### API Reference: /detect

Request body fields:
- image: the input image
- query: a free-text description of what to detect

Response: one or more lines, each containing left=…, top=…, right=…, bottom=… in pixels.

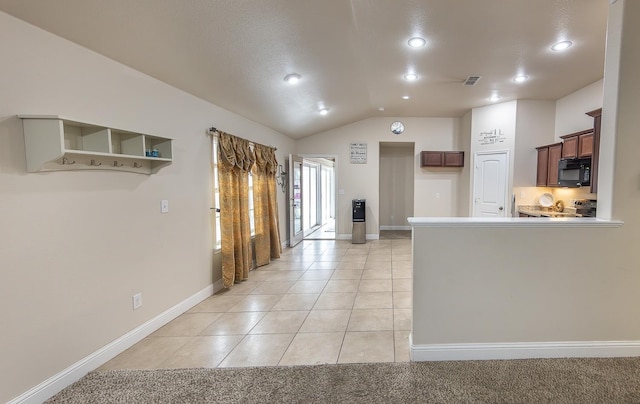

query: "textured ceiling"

left=0, top=0, right=608, bottom=138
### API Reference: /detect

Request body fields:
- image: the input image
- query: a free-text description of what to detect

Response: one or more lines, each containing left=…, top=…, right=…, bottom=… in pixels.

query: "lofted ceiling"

left=0, top=0, right=608, bottom=139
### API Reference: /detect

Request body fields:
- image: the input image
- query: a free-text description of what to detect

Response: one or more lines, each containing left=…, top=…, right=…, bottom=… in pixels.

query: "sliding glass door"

left=288, top=155, right=304, bottom=247
left=303, top=163, right=319, bottom=233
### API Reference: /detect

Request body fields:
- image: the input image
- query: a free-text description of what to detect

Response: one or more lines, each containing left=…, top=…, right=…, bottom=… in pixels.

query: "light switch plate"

left=161, top=200, right=169, bottom=213
left=132, top=293, right=142, bottom=310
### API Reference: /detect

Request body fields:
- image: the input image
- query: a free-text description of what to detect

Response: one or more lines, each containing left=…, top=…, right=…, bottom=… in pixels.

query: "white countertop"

left=407, top=217, right=623, bottom=228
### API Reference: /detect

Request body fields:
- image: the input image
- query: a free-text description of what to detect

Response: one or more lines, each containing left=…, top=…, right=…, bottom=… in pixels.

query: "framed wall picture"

left=350, top=143, right=367, bottom=164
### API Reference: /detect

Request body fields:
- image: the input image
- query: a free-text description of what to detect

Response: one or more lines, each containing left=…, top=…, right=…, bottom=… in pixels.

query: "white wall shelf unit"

left=18, top=115, right=173, bottom=174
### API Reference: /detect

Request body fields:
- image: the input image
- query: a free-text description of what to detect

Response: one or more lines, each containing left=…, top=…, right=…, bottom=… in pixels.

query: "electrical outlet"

left=132, top=293, right=142, bottom=310
left=160, top=200, right=169, bottom=213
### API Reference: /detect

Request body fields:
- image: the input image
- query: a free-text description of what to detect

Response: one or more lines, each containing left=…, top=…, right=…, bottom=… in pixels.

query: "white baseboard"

left=9, top=284, right=217, bottom=404
left=337, top=233, right=380, bottom=241
left=379, top=225, right=411, bottom=231
left=411, top=340, right=640, bottom=361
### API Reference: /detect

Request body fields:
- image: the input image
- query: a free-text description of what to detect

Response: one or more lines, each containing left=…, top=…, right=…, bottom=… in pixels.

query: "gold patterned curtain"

left=217, top=132, right=255, bottom=288
left=253, top=144, right=282, bottom=266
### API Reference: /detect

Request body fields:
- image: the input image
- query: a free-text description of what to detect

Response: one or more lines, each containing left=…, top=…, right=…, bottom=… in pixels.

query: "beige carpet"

left=47, top=358, right=640, bottom=403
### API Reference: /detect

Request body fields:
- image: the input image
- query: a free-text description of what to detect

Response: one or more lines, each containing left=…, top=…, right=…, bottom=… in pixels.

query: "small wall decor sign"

left=350, top=143, right=367, bottom=164
left=479, top=129, right=507, bottom=145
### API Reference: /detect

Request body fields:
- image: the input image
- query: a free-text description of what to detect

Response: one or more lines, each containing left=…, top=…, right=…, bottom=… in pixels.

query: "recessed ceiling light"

left=551, top=41, right=572, bottom=51
left=404, top=73, right=418, bottom=81
left=514, top=75, right=529, bottom=83
left=407, top=37, right=426, bottom=48
left=489, top=94, right=501, bottom=102
left=319, top=108, right=329, bottom=116
left=402, top=95, right=410, bottom=100
left=378, top=107, right=385, bottom=112
left=283, top=73, right=301, bottom=84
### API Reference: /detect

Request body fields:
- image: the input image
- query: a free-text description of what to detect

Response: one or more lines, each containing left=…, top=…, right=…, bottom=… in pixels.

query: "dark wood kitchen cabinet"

left=420, top=151, right=464, bottom=167
left=534, top=108, right=601, bottom=191
left=586, top=108, right=602, bottom=193
left=536, top=146, right=549, bottom=187
left=560, top=129, right=594, bottom=158
left=536, top=142, right=562, bottom=186
left=547, top=143, right=562, bottom=186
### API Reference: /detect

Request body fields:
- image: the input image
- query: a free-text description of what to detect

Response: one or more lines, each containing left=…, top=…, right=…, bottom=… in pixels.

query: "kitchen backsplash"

left=512, top=186, right=596, bottom=210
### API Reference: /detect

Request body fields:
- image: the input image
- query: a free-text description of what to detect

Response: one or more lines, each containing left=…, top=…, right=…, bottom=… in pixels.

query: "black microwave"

left=558, top=157, right=591, bottom=187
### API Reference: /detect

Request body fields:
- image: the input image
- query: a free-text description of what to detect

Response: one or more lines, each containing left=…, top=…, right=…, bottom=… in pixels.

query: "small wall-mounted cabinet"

left=420, top=151, right=464, bottom=167
left=560, top=129, right=594, bottom=159
left=19, top=115, right=173, bottom=174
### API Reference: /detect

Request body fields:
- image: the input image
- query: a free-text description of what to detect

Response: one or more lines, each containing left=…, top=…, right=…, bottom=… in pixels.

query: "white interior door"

left=473, top=152, right=508, bottom=217
left=289, top=154, right=304, bottom=247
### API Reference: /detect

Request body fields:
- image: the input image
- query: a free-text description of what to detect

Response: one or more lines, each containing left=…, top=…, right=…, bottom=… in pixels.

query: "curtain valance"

left=254, top=143, right=278, bottom=175
left=217, top=131, right=255, bottom=172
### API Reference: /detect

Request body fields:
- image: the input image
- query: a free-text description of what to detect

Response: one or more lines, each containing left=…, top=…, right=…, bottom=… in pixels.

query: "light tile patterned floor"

left=100, top=238, right=412, bottom=370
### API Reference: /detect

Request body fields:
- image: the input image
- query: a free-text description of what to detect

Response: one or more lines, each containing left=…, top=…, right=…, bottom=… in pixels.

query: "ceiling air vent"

left=463, top=76, right=481, bottom=86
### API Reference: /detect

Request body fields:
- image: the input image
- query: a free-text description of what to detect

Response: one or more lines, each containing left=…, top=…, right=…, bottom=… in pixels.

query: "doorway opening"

left=288, top=154, right=336, bottom=246
left=379, top=142, right=415, bottom=239
left=303, top=157, right=335, bottom=240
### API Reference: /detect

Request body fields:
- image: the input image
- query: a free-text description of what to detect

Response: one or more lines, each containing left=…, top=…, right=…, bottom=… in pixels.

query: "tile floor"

left=304, top=218, right=335, bottom=240
left=100, top=237, right=412, bottom=370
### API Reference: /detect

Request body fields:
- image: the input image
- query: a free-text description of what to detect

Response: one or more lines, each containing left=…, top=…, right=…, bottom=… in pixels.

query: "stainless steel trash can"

left=352, top=199, right=366, bottom=244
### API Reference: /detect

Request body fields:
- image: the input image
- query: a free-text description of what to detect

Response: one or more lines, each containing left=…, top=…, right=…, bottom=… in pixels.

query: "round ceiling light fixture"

left=402, top=95, right=410, bottom=100
left=514, top=75, right=529, bottom=83
left=407, top=37, right=426, bottom=48
left=551, top=41, right=573, bottom=52
left=404, top=73, right=419, bottom=82
left=319, top=108, right=329, bottom=116
left=283, top=73, right=302, bottom=84
left=489, top=94, right=501, bottom=102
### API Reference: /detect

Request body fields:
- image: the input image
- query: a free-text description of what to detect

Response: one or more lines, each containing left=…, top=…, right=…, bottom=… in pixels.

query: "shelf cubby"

left=111, top=130, right=144, bottom=156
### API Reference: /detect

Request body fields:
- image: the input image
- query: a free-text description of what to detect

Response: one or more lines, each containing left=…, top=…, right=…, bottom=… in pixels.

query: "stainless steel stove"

left=574, top=199, right=597, bottom=217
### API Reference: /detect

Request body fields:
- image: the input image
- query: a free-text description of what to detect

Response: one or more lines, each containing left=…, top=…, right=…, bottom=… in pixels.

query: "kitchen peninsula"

left=408, top=216, right=624, bottom=362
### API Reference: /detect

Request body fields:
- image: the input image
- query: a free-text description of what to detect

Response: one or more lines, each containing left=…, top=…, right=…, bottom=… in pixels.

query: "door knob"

left=499, top=206, right=504, bottom=211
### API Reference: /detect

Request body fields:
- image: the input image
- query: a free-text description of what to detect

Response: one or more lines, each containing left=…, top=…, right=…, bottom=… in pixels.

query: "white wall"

left=412, top=223, right=627, bottom=346
left=555, top=79, right=603, bottom=139
left=296, top=117, right=464, bottom=237
left=0, top=12, right=294, bottom=403
left=514, top=100, right=556, bottom=187
left=456, top=112, right=472, bottom=216
left=471, top=100, right=558, bottom=212
left=469, top=101, right=517, bottom=214
left=379, top=143, right=414, bottom=229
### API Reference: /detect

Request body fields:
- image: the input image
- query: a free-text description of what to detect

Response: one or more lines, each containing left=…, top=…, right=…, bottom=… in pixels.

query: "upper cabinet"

left=534, top=108, right=602, bottom=190
left=420, top=151, right=464, bottom=167
left=19, top=115, right=173, bottom=174
left=560, top=129, right=594, bottom=159
left=536, top=142, right=562, bottom=187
